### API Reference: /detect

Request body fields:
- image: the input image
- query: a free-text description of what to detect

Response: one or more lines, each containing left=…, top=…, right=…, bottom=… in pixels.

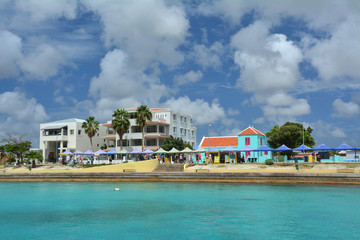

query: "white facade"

left=39, top=118, right=107, bottom=162
left=103, top=108, right=197, bottom=152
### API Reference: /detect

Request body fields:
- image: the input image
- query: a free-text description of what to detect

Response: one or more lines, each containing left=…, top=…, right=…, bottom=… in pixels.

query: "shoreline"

left=1, top=172, right=360, bottom=185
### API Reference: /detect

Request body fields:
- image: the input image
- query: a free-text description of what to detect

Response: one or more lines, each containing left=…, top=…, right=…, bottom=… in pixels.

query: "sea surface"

left=0, top=182, right=359, bottom=240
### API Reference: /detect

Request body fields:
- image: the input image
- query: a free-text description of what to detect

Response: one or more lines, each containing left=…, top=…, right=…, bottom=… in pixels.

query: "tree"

left=266, top=122, right=315, bottom=158
left=82, top=116, right=100, bottom=151
left=160, top=135, right=186, bottom=151
left=135, top=105, right=152, bottom=151
left=112, top=109, right=130, bottom=151
left=1, top=134, right=31, bottom=163
left=24, top=151, right=43, bottom=163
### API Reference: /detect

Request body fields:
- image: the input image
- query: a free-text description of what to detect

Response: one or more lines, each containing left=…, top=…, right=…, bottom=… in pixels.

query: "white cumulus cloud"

left=174, top=70, right=203, bottom=86
left=332, top=99, right=360, bottom=118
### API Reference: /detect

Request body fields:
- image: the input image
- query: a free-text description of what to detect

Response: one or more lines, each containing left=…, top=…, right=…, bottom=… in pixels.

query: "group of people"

left=62, top=155, right=94, bottom=165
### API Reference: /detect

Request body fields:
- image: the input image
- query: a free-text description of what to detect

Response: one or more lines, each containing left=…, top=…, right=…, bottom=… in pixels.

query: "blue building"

left=199, top=126, right=273, bottom=163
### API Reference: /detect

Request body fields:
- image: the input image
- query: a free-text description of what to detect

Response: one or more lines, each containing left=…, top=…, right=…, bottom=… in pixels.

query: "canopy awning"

left=83, top=149, right=94, bottom=155
left=312, top=144, right=333, bottom=151
left=181, top=147, right=193, bottom=153
left=236, top=146, right=253, bottom=152
left=143, top=148, right=154, bottom=154
left=221, top=145, right=235, bottom=152
left=41, top=125, right=67, bottom=130
left=254, top=145, right=274, bottom=152
left=293, top=144, right=312, bottom=151
left=155, top=148, right=168, bottom=154
left=275, top=144, right=292, bottom=151
left=334, top=144, right=355, bottom=151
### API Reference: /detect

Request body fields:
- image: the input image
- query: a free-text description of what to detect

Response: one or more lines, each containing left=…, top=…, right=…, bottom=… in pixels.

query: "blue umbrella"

left=221, top=145, right=235, bottom=151
left=236, top=146, right=253, bottom=152
left=106, top=149, right=117, bottom=154
left=210, top=146, right=219, bottom=151
left=312, top=144, right=333, bottom=151
left=254, top=145, right=274, bottom=152
left=275, top=144, right=292, bottom=151
left=84, top=149, right=94, bottom=155
left=143, top=148, right=154, bottom=154
left=334, top=144, right=355, bottom=151
left=293, top=144, right=312, bottom=151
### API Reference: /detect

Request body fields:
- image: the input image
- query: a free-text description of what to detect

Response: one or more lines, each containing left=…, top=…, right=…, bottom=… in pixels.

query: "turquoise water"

left=0, top=182, right=359, bottom=240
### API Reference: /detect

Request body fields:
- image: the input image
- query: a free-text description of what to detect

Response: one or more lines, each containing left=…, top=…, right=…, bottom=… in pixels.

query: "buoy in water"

left=114, top=188, right=120, bottom=191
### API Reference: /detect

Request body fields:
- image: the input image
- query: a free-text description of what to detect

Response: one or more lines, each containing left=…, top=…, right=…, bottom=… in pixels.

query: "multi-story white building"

left=102, top=108, right=197, bottom=151
left=39, top=118, right=107, bottom=162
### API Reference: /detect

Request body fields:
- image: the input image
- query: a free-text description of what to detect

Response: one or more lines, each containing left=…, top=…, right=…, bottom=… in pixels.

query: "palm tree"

left=135, top=105, right=152, bottom=151
left=112, top=109, right=130, bottom=151
left=82, top=116, right=100, bottom=151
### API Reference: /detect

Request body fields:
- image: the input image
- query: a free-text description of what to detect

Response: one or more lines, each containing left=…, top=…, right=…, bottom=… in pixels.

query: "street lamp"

left=208, top=124, right=211, bottom=164
left=302, top=123, right=305, bottom=162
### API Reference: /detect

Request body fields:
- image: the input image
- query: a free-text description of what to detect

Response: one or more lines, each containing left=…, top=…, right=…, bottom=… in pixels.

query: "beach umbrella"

left=60, top=149, right=72, bottom=156
left=72, top=150, right=83, bottom=155
left=312, top=144, right=333, bottom=151
left=129, top=149, right=141, bottom=154
left=293, top=144, right=312, bottom=151
left=194, top=147, right=206, bottom=153
left=118, top=149, right=128, bottom=154
left=236, top=146, right=253, bottom=152
left=254, top=146, right=274, bottom=152
left=143, top=148, right=154, bottom=154
left=275, top=144, right=292, bottom=151
left=155, top=148, right=168, bottom=154
left=221, top=145, right=235, bottom=152
left=210, top=146, right=219, bottom=152
left=94, top=149, right=106, bottom=155
left=181, top=147, right=193, bottom=153
left=84, top=149, right=94, bottom=155
left=168, top=147, right=179, bottom=153
left=106, top=149, right=117, bottom=154
left=334, top=144, right=356, bottom=151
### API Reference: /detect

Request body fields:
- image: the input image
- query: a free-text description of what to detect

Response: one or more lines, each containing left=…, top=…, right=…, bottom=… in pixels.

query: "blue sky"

left=1, top=0, right=360, bottom=148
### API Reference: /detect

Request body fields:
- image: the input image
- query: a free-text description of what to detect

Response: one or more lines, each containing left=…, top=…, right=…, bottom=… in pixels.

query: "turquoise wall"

left=237, top=134, right=273, bottom=163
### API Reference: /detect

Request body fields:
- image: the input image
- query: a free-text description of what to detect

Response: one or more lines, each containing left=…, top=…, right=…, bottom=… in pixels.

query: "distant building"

left=199, top=126, right=273, bottom=163
left=39, top=118, right=107, bottom=162
left=102, top=108, right=197, bottom=151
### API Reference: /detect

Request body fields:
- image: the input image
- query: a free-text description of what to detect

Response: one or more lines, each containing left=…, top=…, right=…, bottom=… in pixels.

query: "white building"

left=103, top=108, right=197, bottom=152
left=39, top=118, right=107, bottom=162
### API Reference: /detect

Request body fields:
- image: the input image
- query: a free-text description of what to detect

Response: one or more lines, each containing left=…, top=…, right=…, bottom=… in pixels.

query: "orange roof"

left=103, top=122, right=112, bottom=126
left=238, top=126, right=265, bottom=136
left=102, top=135, right=116, bottom=139
left=200, top=136, right=238, bottom=148
left=145, top=134, right=168, bottom=138
left=150, top=108, right=169, bottom=111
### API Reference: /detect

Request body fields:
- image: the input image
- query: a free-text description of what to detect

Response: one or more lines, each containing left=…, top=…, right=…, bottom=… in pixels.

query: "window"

left=146, top=139, right=157, bottom=146
left=146, top=125, right=157, bottom=133
left=159, top=126, right=164, bottom=133
left=63, top=141, right=67, bottom=148
left=184, top=130, right=186, bottom=136
left=134, top=139, right=142, bottom=146
left=190, top=118, right=192, bottom=124
left=173, top=127, right=177, bottom=133
left=260, top=138, right=263, bottom=146
left=245, top=137, right=250, bottom=145
left=173, top=114, right=177, bottom=120
left=180, top=116, right=183, bottom=121
left=265, top=151, right=268, bottom=155
left=184, top=117, right=187, bottom=122
left=78, top=130, right=81, bottom=135
left=180, top=128, right=183, bottom=134
left=245, top=152, right=250, bottom=158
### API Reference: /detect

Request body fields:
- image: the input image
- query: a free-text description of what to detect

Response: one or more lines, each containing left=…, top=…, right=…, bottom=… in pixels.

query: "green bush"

left=265, top=159, right=274, bottom=165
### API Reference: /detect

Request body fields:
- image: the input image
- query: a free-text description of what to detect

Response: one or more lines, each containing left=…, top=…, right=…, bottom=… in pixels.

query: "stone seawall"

left=1, top=172, right=360, bottom=185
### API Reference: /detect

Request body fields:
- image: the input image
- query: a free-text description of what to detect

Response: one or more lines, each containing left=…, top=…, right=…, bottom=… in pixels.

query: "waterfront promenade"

left=1, top=159, right=360, bottom=184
